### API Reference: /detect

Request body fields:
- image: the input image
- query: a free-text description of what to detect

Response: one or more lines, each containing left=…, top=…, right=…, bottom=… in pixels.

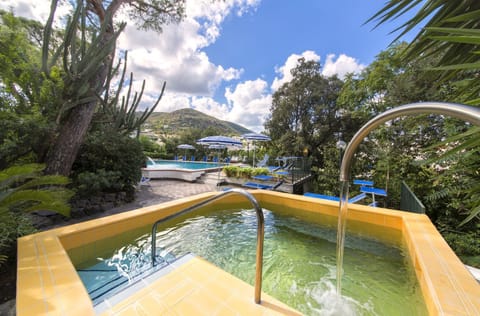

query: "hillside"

left=144, top=108, right=253, bottom=136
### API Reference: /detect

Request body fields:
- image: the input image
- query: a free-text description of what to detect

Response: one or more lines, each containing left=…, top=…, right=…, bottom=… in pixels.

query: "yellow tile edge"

left=16, top=190, right=480, bottom=315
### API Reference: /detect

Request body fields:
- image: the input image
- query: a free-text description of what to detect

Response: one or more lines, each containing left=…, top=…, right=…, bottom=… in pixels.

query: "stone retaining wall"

left=28, top=191, right=129, bottom=229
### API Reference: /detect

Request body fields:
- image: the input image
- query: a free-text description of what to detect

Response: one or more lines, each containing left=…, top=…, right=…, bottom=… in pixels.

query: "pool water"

left=146, top=159, right=224, bottom=169
left=70, top=207, right=428, bottom=315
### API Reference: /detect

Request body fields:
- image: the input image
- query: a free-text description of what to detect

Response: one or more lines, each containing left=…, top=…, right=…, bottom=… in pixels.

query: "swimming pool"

left=70, top=205, right=427, bottom=315
left=142, top=159, right=226, bottom=181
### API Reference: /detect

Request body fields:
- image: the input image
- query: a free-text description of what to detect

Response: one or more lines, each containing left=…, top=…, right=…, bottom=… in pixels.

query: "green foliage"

left=0, top=211, right=36, bottom=267
left=0, top=109, right=48, bottom=169
left=72, top=131, right=145, bottom=200
left=39, top=0, right=188, bottom=176
left=42, top=1, right=126, bottom=123
left=0, top=164, right=73, bottom=217
left=0, top=163, right=72, bottom=267
left=121, top=0, right=185, bottom=33
left=223, top=166, right=240, bottom=178
left=441, top=230, right=480, bottom=262
left=368, top=0, right=480, bottom=101
left=311, top=146, right=342, bottom=196
left=265, top=57, right=345, bottom=167
left=422, top=129, right=480, bottom=226
left=139, top=135, right=164, bottom=158
left=0, top=10, right=43, bottom=108
left=222, top=166, right=269, bottom=179
left=74, top=169, right=123, bottom=198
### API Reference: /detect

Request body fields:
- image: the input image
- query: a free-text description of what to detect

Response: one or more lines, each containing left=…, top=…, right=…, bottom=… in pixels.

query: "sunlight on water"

left=72, top=207, right=427, bottom=315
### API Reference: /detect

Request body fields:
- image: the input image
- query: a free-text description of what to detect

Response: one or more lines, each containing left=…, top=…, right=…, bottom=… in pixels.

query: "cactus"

left=41, top=0, right=125, bottom=123
left=99, top=51, right=166, bottom=135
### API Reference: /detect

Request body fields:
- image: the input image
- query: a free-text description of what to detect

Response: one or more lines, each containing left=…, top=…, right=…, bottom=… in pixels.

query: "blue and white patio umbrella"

left=197, top=136, right=242, bottom=163
left=176, top=144, right=196, bottom=160
left=196, top=135, right=243, bottom=149
left=242, top=133, right=271, bottom=167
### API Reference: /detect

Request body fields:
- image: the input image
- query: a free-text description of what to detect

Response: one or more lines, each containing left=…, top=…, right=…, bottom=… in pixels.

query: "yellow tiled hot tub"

left=17, top=190, right=480, bottom=315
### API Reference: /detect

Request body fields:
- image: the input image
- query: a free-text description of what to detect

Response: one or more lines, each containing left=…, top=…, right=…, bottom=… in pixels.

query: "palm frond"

left=458, top=204, right=480, bottom=226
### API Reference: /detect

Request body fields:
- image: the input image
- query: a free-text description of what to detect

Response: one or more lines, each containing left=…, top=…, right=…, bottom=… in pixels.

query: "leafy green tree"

left=0, top=11, right=60, bottom=167
left=265, top=58, right=344, bottom=162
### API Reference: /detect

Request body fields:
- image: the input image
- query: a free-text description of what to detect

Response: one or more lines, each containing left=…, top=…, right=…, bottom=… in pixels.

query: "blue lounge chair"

left=243, top=182, right=271, bottom=189
left=256, top=154, right=269, bottom=168
left=303, top=192, right=367, bottom=204
left=360, top=186, right=387, bottom=207
left=353, top=179, right=374, bottom=186
left=252, top=174, right=275, bottom=181
left=137, top=176, right=151, bottom=189
left=190, top=155, right=195, bottom=161
left=243, top=179, right=284, bottom=191
left=360, top=186, right=387, bottom=196
left=273, top=161, right=294, bottom=176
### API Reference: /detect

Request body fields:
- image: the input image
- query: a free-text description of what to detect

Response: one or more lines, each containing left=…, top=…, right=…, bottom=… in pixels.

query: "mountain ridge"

left=144, top=108, right=253, bottom=135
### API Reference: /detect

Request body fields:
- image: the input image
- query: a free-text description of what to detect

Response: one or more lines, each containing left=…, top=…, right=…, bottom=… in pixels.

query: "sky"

left=0, top=0, right=419, bottom=133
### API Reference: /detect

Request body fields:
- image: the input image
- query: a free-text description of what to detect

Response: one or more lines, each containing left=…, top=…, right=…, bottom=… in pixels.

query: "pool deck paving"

left=40, top=177, right=222, bottom=230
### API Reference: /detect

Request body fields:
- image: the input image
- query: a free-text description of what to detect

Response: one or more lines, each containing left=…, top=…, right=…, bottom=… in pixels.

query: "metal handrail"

left=151, top=188, right=265, bottom=304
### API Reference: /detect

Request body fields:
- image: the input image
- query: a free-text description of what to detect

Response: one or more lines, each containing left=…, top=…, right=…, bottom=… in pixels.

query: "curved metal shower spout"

left=335, top=101, right=480, bottom=295
left=339, top=102, right=480, bottom=181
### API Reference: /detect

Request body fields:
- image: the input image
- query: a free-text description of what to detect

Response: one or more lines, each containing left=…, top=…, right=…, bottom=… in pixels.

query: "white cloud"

left=117, top=0, right=250, bottom=97
left=191, top=97, right=230, bottom=119
left=271, top=51, right=321, bottom=91
left=0, top=0, right=72, bottom=25
left=225, top=79, right=271, bottom=133
left=322, top=53, right=365, bottom=79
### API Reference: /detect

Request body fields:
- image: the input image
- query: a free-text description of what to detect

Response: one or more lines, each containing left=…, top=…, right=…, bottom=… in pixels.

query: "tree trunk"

left=44, top=5, right=114, bottom=176
left=44, top=101, right=97, bottom=175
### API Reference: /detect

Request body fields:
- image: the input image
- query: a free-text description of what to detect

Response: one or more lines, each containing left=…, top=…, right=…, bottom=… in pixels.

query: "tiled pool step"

left=95, top=254, right=301, bottom=315
left=94, top=254, right=195, bottom=314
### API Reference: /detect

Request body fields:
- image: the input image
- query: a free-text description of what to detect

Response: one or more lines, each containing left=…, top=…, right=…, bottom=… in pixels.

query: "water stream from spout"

left=335, top=180, right=350, bottom=295
left=146, top=156, right=156, bottom=165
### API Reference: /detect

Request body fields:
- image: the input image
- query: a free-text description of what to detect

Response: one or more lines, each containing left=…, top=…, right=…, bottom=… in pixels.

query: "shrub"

left=223, top=166, right=240, bottom=177
left=251, top=167, right=269, bottom=176
left=0, top=211, right=36, bottom=267
left=222, top=166, right=270, bottom=179
left=442, top=231, right=480, bottom=257
left=73, top=169, right=123, bottom=198
left=72, top=131, right=145, bottom=200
